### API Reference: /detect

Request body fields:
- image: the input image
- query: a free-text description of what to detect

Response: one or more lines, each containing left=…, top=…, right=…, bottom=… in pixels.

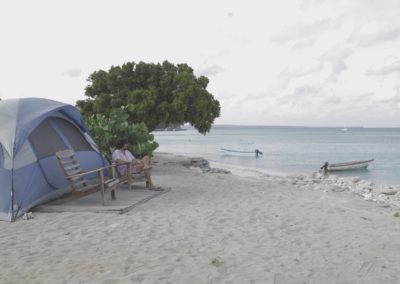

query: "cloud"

left=376, top=96, right=400, bottom=104
left=62, top=68, right=81, bottom=78
left=277, top=62, right=323, bottom=90
left=366, top=60, right=400, bottom=76
left=238, top=92, right=270, bottom=104
left=321, top=48, right=351, bottom=81
left=280, top=63, right=323, bottom=78
left=271, top=19, right=334, bottom=45
left=275, top=85, right=323, bottom=107
left=197, top=64, right=226, bottom=77
left=299, top=0, right=330, bottom=8
left=291, top=38, right=317, bottom=49
left=293, top=85, right=322, bottom=97
left=276, top=85, right=343, bottom=108
left=349, top=27, right=400, bottom=47
left=348, top=92, right=374, bottom=102
left=322, top=96, right=342, bottom=104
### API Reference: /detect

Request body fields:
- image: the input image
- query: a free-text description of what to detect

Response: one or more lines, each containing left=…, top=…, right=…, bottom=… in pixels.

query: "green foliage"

left=77, top=61, right=221, bottom=134
left=85, top=106, right=158, bottom=160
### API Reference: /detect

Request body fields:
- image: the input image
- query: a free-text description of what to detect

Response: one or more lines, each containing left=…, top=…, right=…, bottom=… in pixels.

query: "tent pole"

left=11, top=168, right=14, bottom=222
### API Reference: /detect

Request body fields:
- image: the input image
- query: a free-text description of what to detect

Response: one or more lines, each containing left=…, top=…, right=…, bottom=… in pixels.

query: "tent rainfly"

left=0, top=98, right=108, bottom=221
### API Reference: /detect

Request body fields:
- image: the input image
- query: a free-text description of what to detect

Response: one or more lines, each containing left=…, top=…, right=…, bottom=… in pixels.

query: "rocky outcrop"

left=189, top=157, right=231, bottom=174
left=262, top=172, right=400, bottom=208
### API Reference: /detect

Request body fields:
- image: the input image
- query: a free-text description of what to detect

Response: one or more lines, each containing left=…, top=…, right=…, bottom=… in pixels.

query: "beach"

left=1, top=152, right=400, bottom=283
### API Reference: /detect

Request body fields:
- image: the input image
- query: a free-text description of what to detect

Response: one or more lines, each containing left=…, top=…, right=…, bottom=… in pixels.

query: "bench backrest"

left=56, top=149, right=88, bottom=192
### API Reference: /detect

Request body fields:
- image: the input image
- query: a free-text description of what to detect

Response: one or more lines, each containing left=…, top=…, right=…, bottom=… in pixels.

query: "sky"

left=1, top=0, right=400, bottom=127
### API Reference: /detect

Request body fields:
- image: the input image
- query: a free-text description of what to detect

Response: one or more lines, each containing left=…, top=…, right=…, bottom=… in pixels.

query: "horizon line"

left=204, top=124, right=400, bottom=129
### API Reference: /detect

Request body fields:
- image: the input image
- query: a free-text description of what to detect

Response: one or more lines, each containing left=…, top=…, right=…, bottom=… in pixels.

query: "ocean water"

left=153, top=125, right=400, bottom=185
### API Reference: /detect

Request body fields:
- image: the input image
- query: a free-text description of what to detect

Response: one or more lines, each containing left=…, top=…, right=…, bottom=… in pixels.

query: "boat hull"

left=327, top=159, right=374, bottom=171
left=220, top=148, right=258, bottom=157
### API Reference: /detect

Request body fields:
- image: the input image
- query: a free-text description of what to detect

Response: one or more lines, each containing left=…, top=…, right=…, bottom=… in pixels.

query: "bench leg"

left=100, top=188, right=105, bottom=206
left=111, top=189, right=116, bottom=200
left=99, top=171, right=106, bottom=206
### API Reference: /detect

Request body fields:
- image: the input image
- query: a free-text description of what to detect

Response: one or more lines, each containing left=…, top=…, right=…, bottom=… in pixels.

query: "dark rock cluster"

left=190, top=158, right=231, bottom=174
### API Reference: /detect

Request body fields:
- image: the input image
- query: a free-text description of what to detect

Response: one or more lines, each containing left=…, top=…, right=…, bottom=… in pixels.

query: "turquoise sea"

left=153, top=125, right=400, bottom=185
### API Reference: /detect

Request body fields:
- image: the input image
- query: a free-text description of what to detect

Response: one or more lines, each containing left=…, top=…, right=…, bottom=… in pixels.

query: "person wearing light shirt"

left=112, top=138, right=159, bottom=190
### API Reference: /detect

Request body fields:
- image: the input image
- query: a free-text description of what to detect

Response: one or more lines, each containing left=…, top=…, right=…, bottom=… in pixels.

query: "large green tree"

left=77, top=61, right=220, bottom=134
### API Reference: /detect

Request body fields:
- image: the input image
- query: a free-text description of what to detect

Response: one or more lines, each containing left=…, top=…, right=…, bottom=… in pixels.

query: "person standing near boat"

left=320, top=162, right=329, bottom=174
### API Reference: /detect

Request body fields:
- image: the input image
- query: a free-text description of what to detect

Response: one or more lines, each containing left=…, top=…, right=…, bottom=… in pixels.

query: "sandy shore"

left=1, top=153, right=400, bottom=283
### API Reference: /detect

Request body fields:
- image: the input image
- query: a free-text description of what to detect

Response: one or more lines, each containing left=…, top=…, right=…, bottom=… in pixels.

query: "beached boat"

left=321, top=159, right=374, bottom=171
left=220, top=148, right=263, bottom=157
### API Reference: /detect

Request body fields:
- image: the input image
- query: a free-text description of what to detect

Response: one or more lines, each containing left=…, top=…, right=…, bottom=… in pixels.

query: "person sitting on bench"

left=112, top=138, right=159, bottom=190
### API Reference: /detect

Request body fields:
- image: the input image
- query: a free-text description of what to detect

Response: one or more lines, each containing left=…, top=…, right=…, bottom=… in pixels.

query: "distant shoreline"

left=213, top=125, right=400, bottom=129
left=177, top=124, right=400, bottom=130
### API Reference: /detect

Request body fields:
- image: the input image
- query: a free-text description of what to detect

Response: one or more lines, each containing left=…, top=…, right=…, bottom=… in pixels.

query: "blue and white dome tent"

left=0, top=98, right=108, bottom=221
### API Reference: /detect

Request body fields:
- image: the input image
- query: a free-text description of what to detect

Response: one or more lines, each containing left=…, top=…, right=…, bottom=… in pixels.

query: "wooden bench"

left=56, top=149, right=120, bottom=205
left=113, top=160, right=148, bottom=190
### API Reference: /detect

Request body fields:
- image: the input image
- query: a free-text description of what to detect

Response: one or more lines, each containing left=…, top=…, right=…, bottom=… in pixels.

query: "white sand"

left=1, top=153, right=400, bottom=283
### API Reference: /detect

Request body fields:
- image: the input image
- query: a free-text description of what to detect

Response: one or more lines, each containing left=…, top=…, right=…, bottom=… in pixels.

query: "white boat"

left=321, top=159, right=374, bottom=171
left=220, top=148, right=263, bottom=157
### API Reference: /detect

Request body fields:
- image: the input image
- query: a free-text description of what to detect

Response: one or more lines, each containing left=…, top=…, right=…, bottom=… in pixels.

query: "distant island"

left=154, top=123, right=187, bottom=131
